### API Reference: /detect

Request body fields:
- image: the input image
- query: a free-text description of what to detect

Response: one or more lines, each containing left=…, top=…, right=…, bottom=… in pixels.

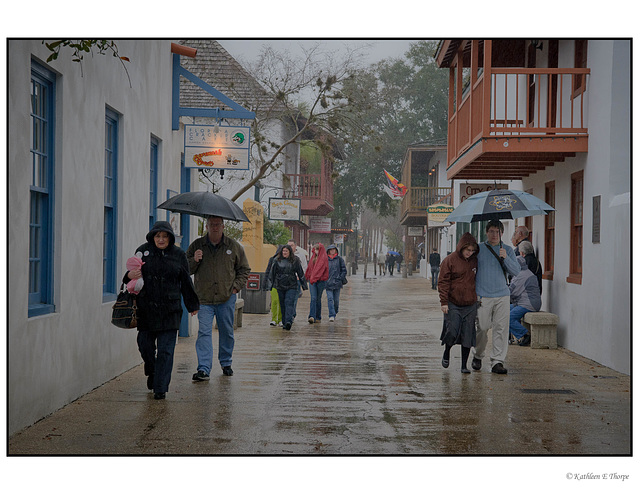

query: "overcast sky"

left=217, top=39, right=421, bottom=68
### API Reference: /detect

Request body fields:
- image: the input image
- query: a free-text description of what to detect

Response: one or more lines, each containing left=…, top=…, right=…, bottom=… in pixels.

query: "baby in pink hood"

left=126, top=252, right=145, bottom=294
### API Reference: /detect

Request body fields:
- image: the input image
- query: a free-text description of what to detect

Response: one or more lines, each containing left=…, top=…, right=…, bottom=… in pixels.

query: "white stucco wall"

left=8, top=40, right=191, bottom=434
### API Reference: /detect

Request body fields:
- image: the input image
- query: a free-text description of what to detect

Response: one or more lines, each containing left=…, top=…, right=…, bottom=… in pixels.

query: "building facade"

left=436, top=39, right=630, bottom=374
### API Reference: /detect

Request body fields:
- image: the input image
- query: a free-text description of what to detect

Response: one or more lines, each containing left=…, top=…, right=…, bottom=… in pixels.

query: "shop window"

left=567, top=171, right=583, bottom=284
left=543, top=181, right=555, bottom=279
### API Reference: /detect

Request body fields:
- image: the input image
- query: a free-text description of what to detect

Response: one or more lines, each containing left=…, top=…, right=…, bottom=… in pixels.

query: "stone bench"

left=234, top=297, right=244, bottom=328
left=214, top=297, right=244, bottom=330
left=523, top=311, right=558, bottom=349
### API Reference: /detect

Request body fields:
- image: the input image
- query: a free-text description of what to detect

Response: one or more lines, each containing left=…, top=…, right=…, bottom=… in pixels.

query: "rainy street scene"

left=4, top=27, right=636, bottom=495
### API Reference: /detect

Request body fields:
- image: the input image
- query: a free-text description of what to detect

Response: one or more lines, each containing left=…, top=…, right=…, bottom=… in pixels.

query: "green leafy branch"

left=42, top=40, right=132, bottom=87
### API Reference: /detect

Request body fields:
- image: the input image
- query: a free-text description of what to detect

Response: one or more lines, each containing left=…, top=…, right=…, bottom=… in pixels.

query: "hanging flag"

left=383, top=169, right=407, bottom=198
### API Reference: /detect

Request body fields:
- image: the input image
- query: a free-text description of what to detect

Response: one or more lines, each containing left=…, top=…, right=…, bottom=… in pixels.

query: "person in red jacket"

left=437, top=232, right=479, bottom=373
left=305, top=243, right=329, bottom=323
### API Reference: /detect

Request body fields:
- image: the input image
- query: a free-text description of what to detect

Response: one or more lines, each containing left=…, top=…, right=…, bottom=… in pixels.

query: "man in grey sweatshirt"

left=471, top=220, right=520, bottom=374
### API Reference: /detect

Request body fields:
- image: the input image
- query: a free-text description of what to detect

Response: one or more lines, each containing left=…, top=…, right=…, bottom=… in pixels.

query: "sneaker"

left=153, top=392, right=166, bottom=400
left=222, top=366, right=234, bottom=376
left=471, top=358, right=482, bottom=371
left=283, top=323, right=291, bottom=330
left=270, top=321, right=276, bottom=326
left=192, top=370, right=210, bottom=381
left=308, top=317, right=315, bottom=324
left=278, top=322, right=283, bottom=327
left=491, top=363, right=508, bottom=374
left=461, top=368, right=471, bottom=374
left=329, top=317, right=335, bottom=322
left=441, top=357, right=449, bottom=368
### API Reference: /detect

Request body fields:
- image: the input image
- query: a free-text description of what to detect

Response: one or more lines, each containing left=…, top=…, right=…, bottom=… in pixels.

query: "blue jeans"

left=292, top=280, right=301, bottom=319
left=509, top=304, right=531, bottom=339
left=431, top=267, right=440, bottom=289
left=326, top=288, right=341, bottom=318
left=196, top=294, right=237, bottom=373
left=137, top=330, right=178, bottom=393
left=308, top=281, right=326, bottom=320
left=277, top=288, right=298, bottom=326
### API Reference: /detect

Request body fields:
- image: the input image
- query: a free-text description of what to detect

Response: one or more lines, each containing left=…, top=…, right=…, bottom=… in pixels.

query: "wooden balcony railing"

left=448, top=67, right=590, bottom=168
left=401, top=187, right=452, bottom=214
left=283, top=173, right=333, bottom=206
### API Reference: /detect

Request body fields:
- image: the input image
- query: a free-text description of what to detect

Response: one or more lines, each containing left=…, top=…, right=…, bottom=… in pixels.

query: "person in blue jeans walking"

left=305, top=243, right=329, bottom=323
left=325, top=245, right=347, bottom=322
left=266, top=244, right=308, bottom=330
left=186, top=216, right=251, bottom=380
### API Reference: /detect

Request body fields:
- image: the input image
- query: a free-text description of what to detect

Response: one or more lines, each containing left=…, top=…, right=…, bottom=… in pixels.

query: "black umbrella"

left=157, top=191, right=250, bottom=222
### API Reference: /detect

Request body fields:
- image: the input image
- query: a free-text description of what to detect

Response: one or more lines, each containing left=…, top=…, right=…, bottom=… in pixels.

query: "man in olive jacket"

left=186, top=216, right=251, bottom=380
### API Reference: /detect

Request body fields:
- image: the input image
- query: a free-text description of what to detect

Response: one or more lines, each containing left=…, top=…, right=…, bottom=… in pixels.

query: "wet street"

left=8, top=267, right=631, bottom=456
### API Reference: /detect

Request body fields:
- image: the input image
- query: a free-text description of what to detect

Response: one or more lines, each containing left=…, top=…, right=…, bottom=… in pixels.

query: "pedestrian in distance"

left=123, top=221, right=199, bottom=400
left=438, top=233, right=479, bottom=374
left=386, top=252, right=395, bottom=276
left=509, top=249, right=542, bottom=346
left=288, top=239, right=308, bottom=320
left=377, top=252, right=386, bottom=276
left=187, top=215, right=251, bottom=381
left=396, top=252, right=403, bottom=272
left=265, top=245, right=284, bottom=327
left=305, top=243, right=329, bottom=323
left=472, top=219, right=520, bottom=374
left=429, top=248, right=441, bottom=290
left=266, top=244, right=308, bottom=330
left=325, top=245, right=347, bottom=322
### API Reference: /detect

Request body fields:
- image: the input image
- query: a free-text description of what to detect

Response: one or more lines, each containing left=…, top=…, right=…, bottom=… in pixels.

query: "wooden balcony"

left=283, top=173, right=334, bottom=216
left=400, top=187, right=452, bottom=226
left=438, top=40, right=590, bottom=181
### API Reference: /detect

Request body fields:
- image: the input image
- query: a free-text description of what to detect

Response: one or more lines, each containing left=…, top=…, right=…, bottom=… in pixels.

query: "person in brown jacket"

left=437, top=232, right=479, bottom=373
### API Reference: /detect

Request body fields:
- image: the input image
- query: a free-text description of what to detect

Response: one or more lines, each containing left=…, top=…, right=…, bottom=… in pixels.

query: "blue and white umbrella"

left=445, top=189, right=554, bottom=223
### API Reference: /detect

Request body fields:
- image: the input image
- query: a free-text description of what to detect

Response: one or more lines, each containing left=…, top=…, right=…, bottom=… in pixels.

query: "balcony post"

left=482, top=40, right=493, bottom=138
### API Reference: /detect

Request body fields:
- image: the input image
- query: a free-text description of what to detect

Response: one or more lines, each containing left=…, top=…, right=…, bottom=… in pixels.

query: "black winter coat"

left=268, top=257, right=307, bottom=291
left=125, top=223, right=199, bottom=332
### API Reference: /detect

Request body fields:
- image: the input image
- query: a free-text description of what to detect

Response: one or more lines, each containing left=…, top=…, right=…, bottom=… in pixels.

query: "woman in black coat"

left=124, top=221, right=199, bottom=399
left=266, top=244, right=307, bottom=330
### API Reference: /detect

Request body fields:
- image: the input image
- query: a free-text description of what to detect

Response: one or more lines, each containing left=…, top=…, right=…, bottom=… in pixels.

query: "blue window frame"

left=149, top=137, right=159, bottom=229
left=29, top=62, right=56, bottom=317
left=104, top=109, right=119, bottom=298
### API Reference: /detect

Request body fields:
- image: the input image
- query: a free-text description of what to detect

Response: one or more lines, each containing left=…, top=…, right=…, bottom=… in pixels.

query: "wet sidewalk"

left=8, top=267, right=631, bottom=455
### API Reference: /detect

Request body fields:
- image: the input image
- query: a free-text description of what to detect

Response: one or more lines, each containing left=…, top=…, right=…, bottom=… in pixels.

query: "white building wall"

left=522, top=40, right=630, bottom=374
left=8, top=40, right=188, bottom=434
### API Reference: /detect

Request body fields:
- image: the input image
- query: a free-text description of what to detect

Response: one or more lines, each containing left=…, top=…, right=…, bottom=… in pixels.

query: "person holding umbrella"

left=472, top=220, right=520, bottom=374
left=187, top=215, right=251, bottom=380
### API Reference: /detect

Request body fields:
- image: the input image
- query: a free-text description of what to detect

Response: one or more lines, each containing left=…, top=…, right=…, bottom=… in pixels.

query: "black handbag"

left=111, top=283, right=138, bottom=329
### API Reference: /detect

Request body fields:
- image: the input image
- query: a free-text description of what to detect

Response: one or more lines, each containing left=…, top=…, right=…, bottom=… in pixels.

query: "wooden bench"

left=523, top=311, right=558, bottom=349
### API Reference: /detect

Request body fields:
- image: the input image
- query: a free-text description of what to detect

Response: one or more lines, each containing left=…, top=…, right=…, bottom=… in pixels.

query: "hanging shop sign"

left=268, top=197, right=301, bottom=221
left=427, top=203, right=454, bottom=223
left=184, top=124, right=250, bottom=170
left=310, top=217, right=332, bottom=233
left=407, top=226, right=424, bottom=237
left=459, top=183, right=508, bottom=202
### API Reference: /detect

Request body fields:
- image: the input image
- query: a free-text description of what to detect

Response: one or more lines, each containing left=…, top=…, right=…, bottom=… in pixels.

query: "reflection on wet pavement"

left=8, top=271, right=631, bottom=455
